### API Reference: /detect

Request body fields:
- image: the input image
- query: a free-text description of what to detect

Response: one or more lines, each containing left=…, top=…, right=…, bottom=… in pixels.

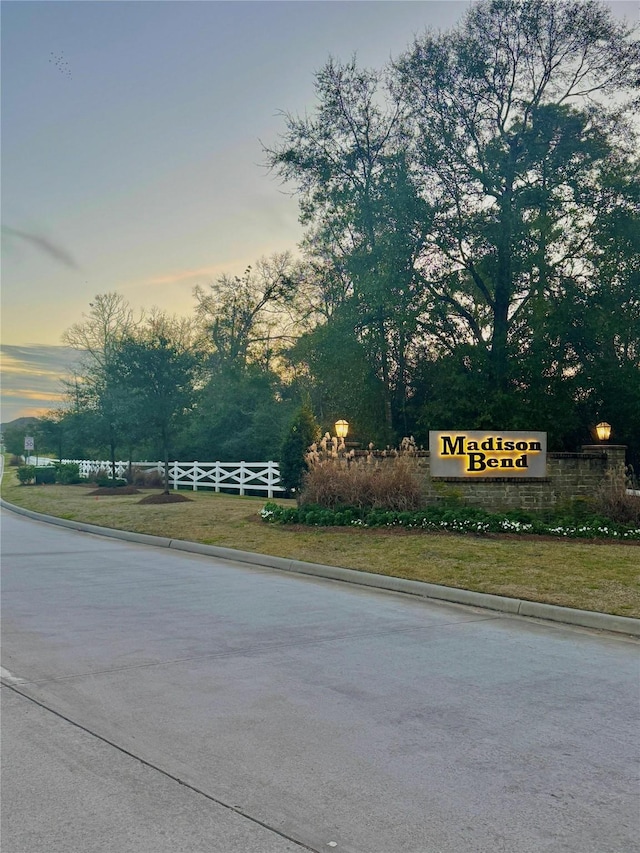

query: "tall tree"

left=265, top=59, right=429, bottom=437
left=193, top=253, right=303, bottom=374
left=266, top=1, right=639, bottom=444
left=176, top=364, right=295, bottom=463
left=393, top=0, right=639, bottom=413
left=62, top=292, right=141, bottom=372
left=285, top=319, right=389, bottom=445
left=570, top=159, right=640, bottom=465
left=62, top=293, right=143, bottom=476
left=110, top=330, right=199, bottom=492
left=188, top=254, right=307, bottom=461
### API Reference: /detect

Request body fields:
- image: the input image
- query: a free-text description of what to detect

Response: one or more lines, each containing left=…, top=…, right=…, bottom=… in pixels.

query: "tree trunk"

left=110, top=434, right=117, bottom=485
left=491, top=159, right=515, bottom=398
left=376, top=311, right=394, bottom=434
left=162, top=428, right=170, bottom=494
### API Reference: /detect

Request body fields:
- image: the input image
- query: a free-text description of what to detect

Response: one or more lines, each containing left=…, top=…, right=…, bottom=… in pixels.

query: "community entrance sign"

left=429, top=431, right=547, bottom=477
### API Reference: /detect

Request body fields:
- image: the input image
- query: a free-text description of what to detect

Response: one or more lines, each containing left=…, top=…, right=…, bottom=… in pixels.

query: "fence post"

left=267, top=461, right=274, bottom=499
left=215, top=461, right=220, bottom=493
left=192, top=462, right=198, bottom=491
left=239, top=461, right=245, bottom=496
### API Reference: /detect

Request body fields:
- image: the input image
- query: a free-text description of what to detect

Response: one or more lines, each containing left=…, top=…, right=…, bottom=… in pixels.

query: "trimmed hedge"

left=16, top=463, right=82, bottom=485
left=260, top=502, right=640, bottom=541
left=35, top=467, right=56, bottom=484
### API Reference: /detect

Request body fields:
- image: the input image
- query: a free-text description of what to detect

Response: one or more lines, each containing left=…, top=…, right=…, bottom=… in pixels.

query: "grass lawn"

left=1, top=470, right=639, bottom=618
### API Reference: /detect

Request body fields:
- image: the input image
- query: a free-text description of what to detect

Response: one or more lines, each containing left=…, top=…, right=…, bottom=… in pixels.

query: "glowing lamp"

left=335, top=419, right=349, bottom=439
left=595, top=422, right=611, bottom=442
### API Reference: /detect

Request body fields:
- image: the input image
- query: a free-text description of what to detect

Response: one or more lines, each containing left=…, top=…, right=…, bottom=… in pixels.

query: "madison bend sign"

left=429, top=431, right=547, bottom=477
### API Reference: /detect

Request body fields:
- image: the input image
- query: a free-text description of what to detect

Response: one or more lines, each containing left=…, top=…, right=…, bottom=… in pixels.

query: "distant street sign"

left=24, top=436, right=35, bottom=451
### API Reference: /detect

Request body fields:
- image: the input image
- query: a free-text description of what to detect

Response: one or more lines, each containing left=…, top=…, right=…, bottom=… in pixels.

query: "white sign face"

left=24, top=436, right=35, bottom=450
left=429, top=431, right=547, bottom=477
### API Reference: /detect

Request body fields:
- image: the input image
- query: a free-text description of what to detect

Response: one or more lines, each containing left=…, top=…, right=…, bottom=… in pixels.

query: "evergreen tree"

left=279, top=404, right=320, bottom=494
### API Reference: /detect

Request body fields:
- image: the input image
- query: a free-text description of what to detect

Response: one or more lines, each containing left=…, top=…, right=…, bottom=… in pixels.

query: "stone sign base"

left=353, top=445, right=627, bottom=513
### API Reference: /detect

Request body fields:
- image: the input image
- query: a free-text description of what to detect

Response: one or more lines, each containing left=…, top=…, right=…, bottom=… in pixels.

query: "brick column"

left=582, top=444, right=627, bottom=484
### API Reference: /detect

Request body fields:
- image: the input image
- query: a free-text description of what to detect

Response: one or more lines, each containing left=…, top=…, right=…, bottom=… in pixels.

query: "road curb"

left=2, top=497, right=639, bottom=637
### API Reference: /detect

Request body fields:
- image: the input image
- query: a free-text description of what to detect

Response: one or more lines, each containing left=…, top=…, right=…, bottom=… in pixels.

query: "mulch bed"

left=87, top=486, right=141, bottom=496
left=138, top=493, right=193, bottom=504
left=86, top=487, right=192, bottom=503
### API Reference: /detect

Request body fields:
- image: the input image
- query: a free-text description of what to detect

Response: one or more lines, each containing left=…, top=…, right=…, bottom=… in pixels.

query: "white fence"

left=60, top=459, right=285, bottom=497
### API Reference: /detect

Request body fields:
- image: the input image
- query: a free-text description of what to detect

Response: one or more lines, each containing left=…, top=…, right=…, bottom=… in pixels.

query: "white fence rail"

left=59, top=459, right=284, bottom=497
left=60, top=459, right=158, bottom=478
left=168, top=461, right=284, bottom=496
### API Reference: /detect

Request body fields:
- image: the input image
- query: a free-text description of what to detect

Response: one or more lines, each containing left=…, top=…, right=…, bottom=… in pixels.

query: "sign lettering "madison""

left=429, top=431, right=547, bottom=477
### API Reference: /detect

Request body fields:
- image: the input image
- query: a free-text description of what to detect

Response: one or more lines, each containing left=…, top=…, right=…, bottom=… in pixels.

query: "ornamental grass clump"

left=300, top=437, right=424, bottom=511
left=129, top=468, right=165, bottom=489
left=301, top=458, right=424, bottom=511
left=595, top=467, right=640, bottom=525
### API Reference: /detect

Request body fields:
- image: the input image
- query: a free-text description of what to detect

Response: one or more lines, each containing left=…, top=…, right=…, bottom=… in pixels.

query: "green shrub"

left=35, top=466, right=56, bottom=484
left=92, top=468, right=113, bottom=487
left=100, top=477, right=128, bottom=488
left=554, top=496, right=596, bottom=521
left=503, top=509, right=536, bottom=524
left=260, top=501, right=640, bottom=540
left=16, top=465, right=36, bottom=484
left=54, top=462, right=81, bottom=485
left=279, top=404, right=320, bottom=495
left=432, top=481, right=464, bottom=507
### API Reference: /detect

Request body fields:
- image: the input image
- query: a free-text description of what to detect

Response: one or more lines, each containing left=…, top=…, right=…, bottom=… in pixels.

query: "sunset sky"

left=1, top=0, right=636, bottom=423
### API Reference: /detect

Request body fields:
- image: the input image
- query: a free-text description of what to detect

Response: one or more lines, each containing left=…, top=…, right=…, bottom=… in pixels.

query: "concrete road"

left=1, top=510, right=639, bottom=853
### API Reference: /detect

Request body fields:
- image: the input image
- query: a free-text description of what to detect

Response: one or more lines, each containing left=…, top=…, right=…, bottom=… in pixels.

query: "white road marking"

left=0, top=667, right=26, bottom=684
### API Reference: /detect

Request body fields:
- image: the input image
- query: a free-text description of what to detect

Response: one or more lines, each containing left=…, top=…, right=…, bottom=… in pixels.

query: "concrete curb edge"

left=2, top=497, right=639, bottom=637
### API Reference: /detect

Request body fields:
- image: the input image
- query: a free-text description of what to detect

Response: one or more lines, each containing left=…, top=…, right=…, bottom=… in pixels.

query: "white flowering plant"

left=260, top=502, right=640, bottom=540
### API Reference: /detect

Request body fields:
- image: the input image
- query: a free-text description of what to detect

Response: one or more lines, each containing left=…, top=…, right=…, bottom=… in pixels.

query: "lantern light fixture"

left=595, top=421, right=612, bottom=443
left=335, top=419, right=349, bottom=439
